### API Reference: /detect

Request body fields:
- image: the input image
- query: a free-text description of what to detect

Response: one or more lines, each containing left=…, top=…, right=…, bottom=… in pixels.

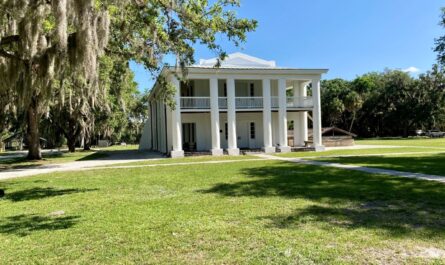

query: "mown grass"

left=276, top=147, right=445, bottom=159
left=106, top=154, right=258, bottom=167
left=0, top=145, right=139, bottom=170
left=1, top=160, right=445, bottom=264
left=313, top=153, right=445, bottom=176
left=357, top=137, right=445, bottom=147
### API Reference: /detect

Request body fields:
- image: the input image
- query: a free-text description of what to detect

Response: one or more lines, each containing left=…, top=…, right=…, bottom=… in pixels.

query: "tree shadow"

left=0, top=214, right=80, bottom=237
left=4, top=187, right=97, bottom=202
left=200, top=161, right=445, bottom=238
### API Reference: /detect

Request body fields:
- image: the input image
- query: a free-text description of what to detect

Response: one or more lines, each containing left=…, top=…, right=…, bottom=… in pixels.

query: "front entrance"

left=182, top=123, right=196, bottom=152
left=236, top=121, right=256, bottom=149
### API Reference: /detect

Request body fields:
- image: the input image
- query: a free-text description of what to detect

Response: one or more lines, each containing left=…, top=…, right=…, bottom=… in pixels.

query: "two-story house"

left=139, top=53, right=328, bottom=157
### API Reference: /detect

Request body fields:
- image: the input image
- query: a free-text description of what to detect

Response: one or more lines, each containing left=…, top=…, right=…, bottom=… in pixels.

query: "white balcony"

left=180, top=96, right=313, bottom=110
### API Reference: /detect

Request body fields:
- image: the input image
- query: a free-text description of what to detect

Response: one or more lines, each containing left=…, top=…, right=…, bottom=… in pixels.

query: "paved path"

left=255, top=154, right=445, bottom=183
left=1, top=149, right=445, bottom=184
left=0, top=151, right=163, bottom=181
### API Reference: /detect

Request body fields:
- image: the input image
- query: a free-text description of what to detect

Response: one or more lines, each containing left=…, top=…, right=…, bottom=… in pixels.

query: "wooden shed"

left=311, top=127, right=357, bottom=147
left=289, top=127, right=357, bottom=147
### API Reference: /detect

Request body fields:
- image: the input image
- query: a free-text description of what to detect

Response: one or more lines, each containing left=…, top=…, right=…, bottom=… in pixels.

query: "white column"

left=262, top=79, right=275, bottom=153
left=210, top=78, right=223, bottom=156
left=278, top=78, right=291, bottom=153
left=293, top=81, right=308, bottom=146
left=226, top=78, right=239, bottom=155
left=170, top=76, right=184, bottom=158
left=312, top=78, right=325, bottom=151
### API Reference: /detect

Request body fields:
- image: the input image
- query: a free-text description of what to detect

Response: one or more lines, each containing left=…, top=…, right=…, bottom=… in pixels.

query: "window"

left=225, top=123, right=228, bottom=140
left=223, top=83, right=227, bottom=97
left=249, top=83, right=255, bottom=96
left=250, top=122, right=255, bottom=139
left=181, top=81, right=194, bottom=97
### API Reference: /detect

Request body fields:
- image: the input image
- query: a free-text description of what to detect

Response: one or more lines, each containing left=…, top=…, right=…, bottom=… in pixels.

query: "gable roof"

left=196, top=52, right=277, bottom=69
left=308, top=127, right=358, bottom=138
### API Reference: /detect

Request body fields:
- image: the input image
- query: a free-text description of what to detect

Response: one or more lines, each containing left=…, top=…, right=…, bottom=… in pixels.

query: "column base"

left=211, top=148, right=224, bottom=156
left=263, top=146, right=276, bottom=154
left=170, top=150, right=185, bottom=158
left=277, top=146, right=292, bottom=153
left=227, top=148, right=240, bottom=156
left=314, top=145, right=326, bottom=152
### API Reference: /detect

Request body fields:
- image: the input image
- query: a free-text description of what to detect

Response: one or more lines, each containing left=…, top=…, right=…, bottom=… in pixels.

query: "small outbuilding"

left=311, top=127, right=357, bottom=147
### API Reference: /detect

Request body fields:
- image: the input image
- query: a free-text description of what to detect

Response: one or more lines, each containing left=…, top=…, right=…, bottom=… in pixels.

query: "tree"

left=0, top=0, right=112, bottom=159
left=344, top=90, right=363, bottom=133
left=435, top=7, right=445, bottom=66
left=1, top=0, right=256, bottom=159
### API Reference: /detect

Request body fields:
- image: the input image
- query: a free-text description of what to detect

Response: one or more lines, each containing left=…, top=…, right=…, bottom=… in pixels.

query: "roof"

left=196, top=52, right=277, bottom=68
left=308, top=127, right=358, bottom=138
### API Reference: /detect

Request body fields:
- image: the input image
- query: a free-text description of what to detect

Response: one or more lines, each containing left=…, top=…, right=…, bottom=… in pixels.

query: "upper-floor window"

left=223, top=83, right=227, bottom=97
left=249, top=83, right=255, bottom=96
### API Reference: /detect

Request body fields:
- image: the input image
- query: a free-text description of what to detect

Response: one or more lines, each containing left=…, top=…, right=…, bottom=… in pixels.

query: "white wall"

left=181, top=112, right=265, bottom=151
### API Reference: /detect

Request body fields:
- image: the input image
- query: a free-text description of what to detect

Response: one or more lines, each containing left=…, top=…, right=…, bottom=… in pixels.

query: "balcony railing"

left=180, top=96, right=313, bottom=110
left=180, top=97, right=210, bottom=109
left=235, top=97, right=263, bottom=109
left=287, top=96, right=313, bottom=108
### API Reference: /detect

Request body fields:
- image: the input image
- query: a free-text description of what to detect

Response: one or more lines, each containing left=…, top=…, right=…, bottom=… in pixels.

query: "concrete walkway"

left=255, top=154, right=445, bottom=183
left=0, top=151, right=163, bottom=181
left=1, top=149, right=445, bottom=184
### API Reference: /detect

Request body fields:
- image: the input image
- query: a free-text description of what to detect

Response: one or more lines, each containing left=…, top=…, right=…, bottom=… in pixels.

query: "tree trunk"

left=349, top=112, right=356, bottom=133
left=26, top=100, right=42, bottom=160
left=67, top=137, right=76, bottom=152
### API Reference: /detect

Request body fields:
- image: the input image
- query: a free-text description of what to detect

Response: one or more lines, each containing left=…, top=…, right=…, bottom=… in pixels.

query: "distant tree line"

left=320, top=66, right=445, bottom=137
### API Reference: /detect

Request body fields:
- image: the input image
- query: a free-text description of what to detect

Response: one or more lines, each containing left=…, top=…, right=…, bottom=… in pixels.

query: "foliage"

left=0, top=0, right=256, bottom=157
left=321, top=68, right=445, bottom=137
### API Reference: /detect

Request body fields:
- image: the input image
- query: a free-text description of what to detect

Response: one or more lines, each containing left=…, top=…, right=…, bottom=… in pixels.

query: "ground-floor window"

left=225, top=123, right=228, bottom=140
left=250, top=122, right=256, bottom=139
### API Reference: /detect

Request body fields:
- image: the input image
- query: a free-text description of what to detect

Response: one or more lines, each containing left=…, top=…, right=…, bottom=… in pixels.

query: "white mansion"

left=139, top=53, right=328, bottom=157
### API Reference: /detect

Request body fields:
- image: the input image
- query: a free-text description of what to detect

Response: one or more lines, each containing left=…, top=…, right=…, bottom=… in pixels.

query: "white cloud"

left=402, top=66, right=420, bottom=73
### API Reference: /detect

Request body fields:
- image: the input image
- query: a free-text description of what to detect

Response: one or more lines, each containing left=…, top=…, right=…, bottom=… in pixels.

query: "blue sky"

left=130, top=0, right=444, bottom=91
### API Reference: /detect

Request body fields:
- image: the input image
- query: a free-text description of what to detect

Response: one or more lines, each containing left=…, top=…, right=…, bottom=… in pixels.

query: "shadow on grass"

left=316, top=153, right=445, bottom=176
left=200, top=161, right=445, bottom=238
left=4, top=187, right=98, bottom=202
left=0, top=214, right=80, bottom=236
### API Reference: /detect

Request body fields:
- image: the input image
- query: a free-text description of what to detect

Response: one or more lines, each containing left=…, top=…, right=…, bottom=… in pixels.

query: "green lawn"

left=1, top=160, right=445, bottom=264
left=313, top=153, right=445, bottom=177
left=0, top=145, right=139, bottom=170
left=276, top=147, right=445, bottom=159
left=357, top=137, right=445, bottom=148
left=106, top=154, right=259, bottom=167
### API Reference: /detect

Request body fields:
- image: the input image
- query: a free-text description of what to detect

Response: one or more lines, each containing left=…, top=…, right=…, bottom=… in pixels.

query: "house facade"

left=139, top=53, right=328, bottom=157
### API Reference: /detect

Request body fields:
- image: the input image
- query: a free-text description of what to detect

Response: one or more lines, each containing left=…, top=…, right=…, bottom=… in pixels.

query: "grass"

left=313, top=153, right=445, bottom=177
left=106, top=154, right=258, bottom=167
left=2, top=160, right=445, bottom=264
left=357, top=137, right=445, bottom=147
left=0, top=145, right=139, bottom=170
left=276, top=147, right=445, bottom=158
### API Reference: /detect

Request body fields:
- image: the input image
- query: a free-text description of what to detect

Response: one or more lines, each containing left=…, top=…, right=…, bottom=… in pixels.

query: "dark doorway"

left=182, top=123, right=197, bottom=151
